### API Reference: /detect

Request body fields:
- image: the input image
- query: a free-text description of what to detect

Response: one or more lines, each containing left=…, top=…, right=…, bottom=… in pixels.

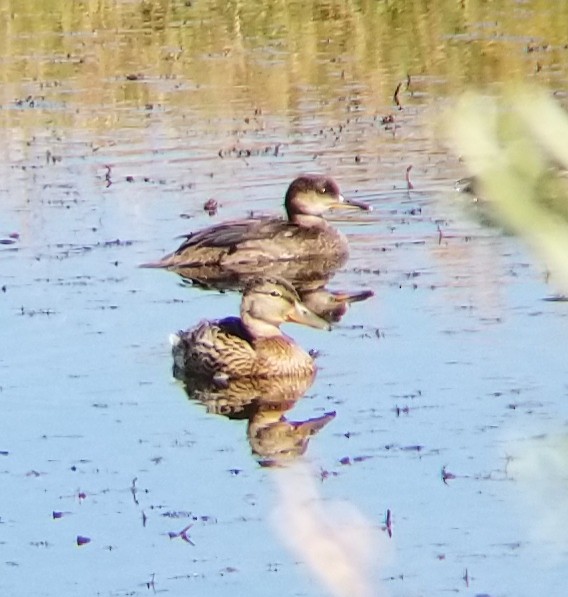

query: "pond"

left=2, top=1, right=568, bottom=596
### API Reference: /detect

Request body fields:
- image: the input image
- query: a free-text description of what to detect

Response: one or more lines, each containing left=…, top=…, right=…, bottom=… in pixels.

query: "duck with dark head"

left=141, top=174, right=371, bottom=269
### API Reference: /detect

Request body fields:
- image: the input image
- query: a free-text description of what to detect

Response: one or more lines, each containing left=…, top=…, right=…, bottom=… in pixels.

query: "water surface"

left=2, top=1, right=568, bottom=596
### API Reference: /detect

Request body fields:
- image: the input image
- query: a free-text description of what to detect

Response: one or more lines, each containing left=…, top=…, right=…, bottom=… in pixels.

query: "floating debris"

left=167, top=524, right=195, bottom=545
left=394, top=81, right=403, bottom=109
left=0, top=232, right=19, bottom=245
left=203, top=198, right=218, bottom=216
left=382, top=509, right=393, bottom=538
left=218, top=143, right=283, bottom=159
left=442, top=465, right=457, bottom=485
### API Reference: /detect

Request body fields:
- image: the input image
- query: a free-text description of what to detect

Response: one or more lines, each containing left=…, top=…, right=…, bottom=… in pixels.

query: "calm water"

left=2, top=1, right=568, bottom=596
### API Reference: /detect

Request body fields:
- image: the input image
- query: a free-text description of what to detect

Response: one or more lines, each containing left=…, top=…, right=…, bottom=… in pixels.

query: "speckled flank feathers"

left=170, top=277, right=330, bottom=380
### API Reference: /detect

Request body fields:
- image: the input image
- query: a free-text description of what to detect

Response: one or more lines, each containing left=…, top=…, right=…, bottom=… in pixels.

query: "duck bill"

left=331, top=194, right=372, bottom=211
left=287, top=301, right=332, bottom=331
left=331, top=289, right=374, bottom=304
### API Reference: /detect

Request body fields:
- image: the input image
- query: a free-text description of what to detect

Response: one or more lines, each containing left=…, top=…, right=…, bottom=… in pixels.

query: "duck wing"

left=172, top=316, right=256, bottom=379
left=177, top=216, right=287, bottom=250
left=154, top=216, right=313, bottom=267
left=143, top=215, right=326, bottom=269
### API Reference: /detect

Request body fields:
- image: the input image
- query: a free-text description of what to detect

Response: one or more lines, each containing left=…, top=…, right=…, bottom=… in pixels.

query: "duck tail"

left=169, top=333, right=182, bottom=347
left=139, top=259, right=168, bottom=269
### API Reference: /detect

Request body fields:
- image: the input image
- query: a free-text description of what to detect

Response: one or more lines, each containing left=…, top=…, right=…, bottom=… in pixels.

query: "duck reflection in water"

left=170, top=265, right=374, bottom=324
left=247, top=401, right=336, bottom=467
left=178, top=372, right=335, bottom=465
left=299, top=281, right=374, bottom=323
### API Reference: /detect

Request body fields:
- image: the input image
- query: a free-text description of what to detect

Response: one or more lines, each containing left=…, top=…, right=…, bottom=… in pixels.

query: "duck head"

left=284, top=174, right=370, bottom=226
left=241, top=276, right=332, bottom=338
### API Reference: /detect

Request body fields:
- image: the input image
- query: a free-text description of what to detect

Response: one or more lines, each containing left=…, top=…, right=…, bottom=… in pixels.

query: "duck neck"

left=241, top=311, right=283, bottom=339
left=289, top=212, right=329, bottom=229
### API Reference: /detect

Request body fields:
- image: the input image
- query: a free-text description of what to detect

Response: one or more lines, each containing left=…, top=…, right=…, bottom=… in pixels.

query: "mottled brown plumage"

left=178, top=372, right=316, bottom=419
left=170, top=277, right=330, bottom=380
left=142, top=175, right=370, bottom=269
left=176, top=372, right=333, bottom=462
left=248, top=408, right=336, bottom=464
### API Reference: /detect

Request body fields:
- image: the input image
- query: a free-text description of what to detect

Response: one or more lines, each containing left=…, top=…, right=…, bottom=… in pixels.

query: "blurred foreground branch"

left=446, top=87, right=568, bottom=293
left=272, top=462, right=390, bottom=597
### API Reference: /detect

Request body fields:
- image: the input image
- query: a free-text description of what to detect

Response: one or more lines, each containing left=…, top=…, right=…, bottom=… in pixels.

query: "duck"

left=141, top=174, right=370, bottom=269
left=170, top=277, right=330, bottom=381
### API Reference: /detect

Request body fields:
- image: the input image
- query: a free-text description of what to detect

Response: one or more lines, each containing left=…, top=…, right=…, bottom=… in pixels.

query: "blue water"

left=2, top=6, right=568, bottom=596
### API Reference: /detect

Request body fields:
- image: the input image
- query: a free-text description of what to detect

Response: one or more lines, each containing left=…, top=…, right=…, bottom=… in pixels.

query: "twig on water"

left=394, top=82, right=403, bottom=110
left=406, top=165, right=414, bottom=190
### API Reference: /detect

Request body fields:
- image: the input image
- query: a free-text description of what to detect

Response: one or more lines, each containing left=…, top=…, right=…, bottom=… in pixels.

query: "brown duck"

left=170, top=277, right=330, bottom=381
left=142, top=174, right=370, bottom=269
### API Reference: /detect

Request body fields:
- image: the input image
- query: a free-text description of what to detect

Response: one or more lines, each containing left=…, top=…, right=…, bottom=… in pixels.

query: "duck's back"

left=172, top=316, right=255, bottom=378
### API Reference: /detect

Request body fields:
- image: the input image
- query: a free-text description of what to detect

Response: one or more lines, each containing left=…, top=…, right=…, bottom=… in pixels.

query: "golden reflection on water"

left=1, top=0, right=568, bottom=131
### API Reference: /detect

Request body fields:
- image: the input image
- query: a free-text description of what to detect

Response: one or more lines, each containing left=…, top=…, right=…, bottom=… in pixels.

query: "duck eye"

left=317, top=187, right=326, bottom=194
left=270, top=290, right=281, bottom=297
